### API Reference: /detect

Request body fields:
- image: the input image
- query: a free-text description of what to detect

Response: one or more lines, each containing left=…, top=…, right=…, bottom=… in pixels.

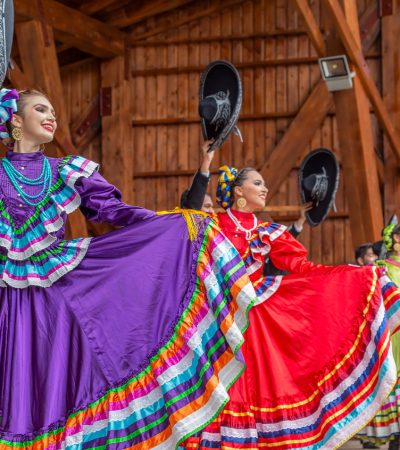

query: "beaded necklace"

left=226, top=208, right=258, bottom=240
left=2, top=156, right=52, bottom=206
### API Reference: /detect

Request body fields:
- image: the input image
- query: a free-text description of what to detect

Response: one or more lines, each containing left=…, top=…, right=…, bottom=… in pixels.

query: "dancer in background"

left=180, top=164, right=400, bottom=450
left=358, top=222, right=400, bottom=450
left=356, top=242, right=379, bottom=266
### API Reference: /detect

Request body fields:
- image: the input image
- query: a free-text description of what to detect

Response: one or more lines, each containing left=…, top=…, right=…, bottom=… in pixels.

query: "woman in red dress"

left=180, top=165, right=400, bottom=450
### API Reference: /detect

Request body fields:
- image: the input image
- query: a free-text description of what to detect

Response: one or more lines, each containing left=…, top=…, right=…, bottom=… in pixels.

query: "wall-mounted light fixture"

left=318, top=55, right=355, bottom=91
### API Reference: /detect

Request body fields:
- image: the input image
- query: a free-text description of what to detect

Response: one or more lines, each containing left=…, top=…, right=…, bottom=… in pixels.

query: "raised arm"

left=287, top=202, right=313, bottom=238
left=181, top=140, right=214, bottom=210
left=75, top=170, right=156, bottom=226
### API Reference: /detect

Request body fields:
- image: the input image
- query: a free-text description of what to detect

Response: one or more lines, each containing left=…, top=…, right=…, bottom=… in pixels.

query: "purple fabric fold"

left=0, top=214, right=205, bottom=435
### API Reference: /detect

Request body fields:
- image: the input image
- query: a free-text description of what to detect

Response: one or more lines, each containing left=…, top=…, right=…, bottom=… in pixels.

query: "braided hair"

left=216, top=165, right=257, bottom=209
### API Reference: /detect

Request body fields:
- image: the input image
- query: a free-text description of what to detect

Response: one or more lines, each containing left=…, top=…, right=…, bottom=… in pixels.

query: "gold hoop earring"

left=11, top=127, right=23, bottom=141
left=237, top=197, right=247, bottom=208
left=393, top=243, right=400, bottom=252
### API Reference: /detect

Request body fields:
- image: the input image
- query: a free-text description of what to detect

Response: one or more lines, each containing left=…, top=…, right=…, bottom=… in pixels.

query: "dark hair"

left=233, top=167, right=256, bottom=186
left=355, top=243, right=374, bottom=261
left=392, top=225, right=400, bottom=236
left=372, top=240, right=383, bottom=258
left=229, top=167, right=257, bottom=203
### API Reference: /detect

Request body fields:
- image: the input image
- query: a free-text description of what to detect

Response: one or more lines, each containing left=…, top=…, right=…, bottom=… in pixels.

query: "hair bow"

left=0, top=88, right=19, bottom=147
left=216, top=165, right=238, bottom=209
left=383, top=223, right=397, bottom=252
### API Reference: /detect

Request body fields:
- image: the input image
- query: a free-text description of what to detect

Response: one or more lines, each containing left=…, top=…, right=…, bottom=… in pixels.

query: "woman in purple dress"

left=0, top=89, right=255, bottom=449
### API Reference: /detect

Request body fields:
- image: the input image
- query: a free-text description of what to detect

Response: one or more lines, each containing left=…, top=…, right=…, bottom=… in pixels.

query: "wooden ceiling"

left=13, top=0, right=202, bottom=66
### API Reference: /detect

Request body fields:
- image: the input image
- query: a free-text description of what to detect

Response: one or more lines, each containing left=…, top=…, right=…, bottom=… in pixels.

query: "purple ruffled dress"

left=0, top=151, right=254, bottom=449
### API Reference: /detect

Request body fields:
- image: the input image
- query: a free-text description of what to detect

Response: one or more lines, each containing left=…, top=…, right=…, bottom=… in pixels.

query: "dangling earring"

left=11, top=127, right=23, bottom=141
left=40, top=144, right=45, bottom=152
left=394, top=243, right=400, bottom=252
left=237, top=197, right=247, bottom=209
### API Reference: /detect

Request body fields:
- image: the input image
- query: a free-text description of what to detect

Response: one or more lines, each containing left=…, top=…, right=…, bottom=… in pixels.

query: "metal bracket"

left=100, top=87, right=112, bottom=117
left=380, top=0, right=393, bottom=16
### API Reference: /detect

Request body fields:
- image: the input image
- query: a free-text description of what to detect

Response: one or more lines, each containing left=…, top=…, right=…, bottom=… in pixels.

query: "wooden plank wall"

left=62, top=61, right=101, bottom=162
left=60, top=0, right=383, bottom=265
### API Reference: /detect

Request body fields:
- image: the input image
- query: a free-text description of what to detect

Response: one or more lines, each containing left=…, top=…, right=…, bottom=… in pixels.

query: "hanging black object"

left=299, top=148, right=340, bottom=226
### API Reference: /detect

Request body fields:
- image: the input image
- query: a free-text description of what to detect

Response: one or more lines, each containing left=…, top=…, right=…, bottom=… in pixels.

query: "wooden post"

left=322, top=1, right=383, bottom=244
left=262, top=2, right=383, bottom=209
left=324, top=0, right=400, bottom=164
left=15, top=19, right=88, bottom=238
left=15, top=0, right=125, bottom=58
left=382, top=0, right=400, bottom=221
left=16, top=19, right=72, bottom=144
left=101, top=56, right=134, bottom=204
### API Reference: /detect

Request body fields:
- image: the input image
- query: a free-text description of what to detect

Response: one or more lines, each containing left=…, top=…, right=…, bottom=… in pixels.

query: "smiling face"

left=12, top=94, right=57, bottom=146
left=234, top=170, right=268, bottom=212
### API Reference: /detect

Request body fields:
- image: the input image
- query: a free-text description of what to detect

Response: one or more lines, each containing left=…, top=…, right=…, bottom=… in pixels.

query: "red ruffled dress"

left=180, top=209, right=400, bottom=450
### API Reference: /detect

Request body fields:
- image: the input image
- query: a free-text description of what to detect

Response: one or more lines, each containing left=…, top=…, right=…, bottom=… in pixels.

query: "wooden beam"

left=320, top=1, right=383, bottom=244
left=71, top=95, right=101, bottom=150
left=7, top=61, right=76, bottom=157
left=360, top=0, right=380, bottom=53
left=16, top=20, right=72, bottom=143
left=6, top=60, right=31, bottom=90
left=382, top=0, right=400, bottom=221
left=295, top=0, right=380, bottom=56
left=14, top=0, right=126, bottom=58
left=15, top=20, right=88, bottom=237
left=60, top=57, right=98, bottom=72
left=103, top=0, right=194, bottom=29
left=293, top=0, right=326, bottom=56
left=261, top=1, right=382, bottom=205
left=130, top=110, right=349, bottom=127
left=259, top=79, right=333, bottom=200
left=127, top=54, right=379, bottom=77
left=130, top=29, right=309, bottom=47
left=324, top=0, right=400, bottom=164
left=129, top=0, right=245, bottom=42
left=80, top=0, right=120, bottom=15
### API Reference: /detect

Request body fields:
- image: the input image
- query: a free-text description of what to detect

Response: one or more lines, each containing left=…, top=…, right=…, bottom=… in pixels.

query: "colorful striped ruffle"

left=381, top=273, right=400, bottom=334
left=241, top=222, right=286, bottom=304
left=0, top=237, right=91, bottom=288
left=358, top=378, right=400, bottom=445
left=0, top=156, right=98, bottom=288
left=180, top=267, right=397, bottom=449
left=242, top=223, right=286, bottom=275
left=0, top=221, right=256, bottom=449
left=358, top=276, right=400, bottom=446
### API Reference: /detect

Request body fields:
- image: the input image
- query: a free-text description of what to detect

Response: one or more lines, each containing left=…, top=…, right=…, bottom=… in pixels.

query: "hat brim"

left=299, top=148, right=340, bottom=227
left=0, top=0, right=14, bottom=87
left=199, top=60, right=242, bottom=152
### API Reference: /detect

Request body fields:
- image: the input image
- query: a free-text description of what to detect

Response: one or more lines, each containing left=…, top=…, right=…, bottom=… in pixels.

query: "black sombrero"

left=0, top=0, right=14, bottom=86
left=199, top=60, right=242, bottom=152
left=299, top=148, right=340, bottom=227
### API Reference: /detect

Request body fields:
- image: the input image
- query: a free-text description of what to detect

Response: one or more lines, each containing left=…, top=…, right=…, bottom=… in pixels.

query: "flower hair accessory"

left=383, top=223, right=397, bottom=252
left=216, top=164, right=238, bottom=209
left=0, top=88, right=19, bottom=148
